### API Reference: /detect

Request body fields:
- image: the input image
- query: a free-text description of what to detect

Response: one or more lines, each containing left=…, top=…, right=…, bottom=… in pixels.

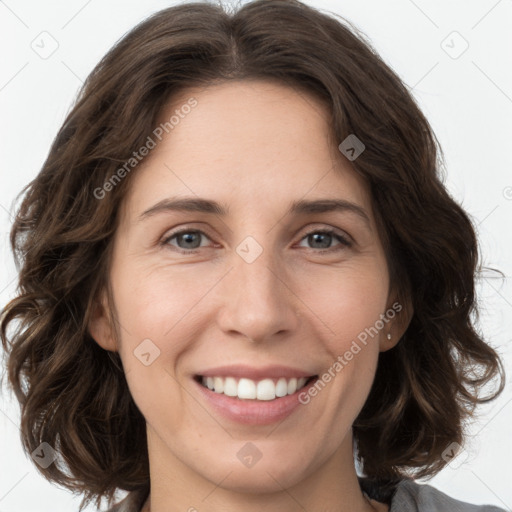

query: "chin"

left=217, top=465, right=305, bottom=494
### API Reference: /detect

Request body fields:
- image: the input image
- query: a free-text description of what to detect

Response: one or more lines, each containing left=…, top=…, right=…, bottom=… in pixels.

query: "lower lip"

left=193, top=376, right=319, bottom=425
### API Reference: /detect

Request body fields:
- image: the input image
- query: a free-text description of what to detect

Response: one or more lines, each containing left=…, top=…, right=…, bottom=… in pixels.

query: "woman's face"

left=91, top=80, right=398, bottom=496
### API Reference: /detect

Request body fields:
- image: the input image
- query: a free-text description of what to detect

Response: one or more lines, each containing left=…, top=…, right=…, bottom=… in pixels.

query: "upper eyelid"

left=162, top=225, right=216, bottom=243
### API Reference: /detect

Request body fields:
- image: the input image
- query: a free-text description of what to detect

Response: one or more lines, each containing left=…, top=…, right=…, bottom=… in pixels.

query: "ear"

left=380, top=290, right=413, bottom=352
left=88, top=289, right=118, bottom=352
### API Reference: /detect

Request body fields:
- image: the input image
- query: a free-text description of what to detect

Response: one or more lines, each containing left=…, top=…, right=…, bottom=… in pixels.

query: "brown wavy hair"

left=1, top=0, right=505, bottom=510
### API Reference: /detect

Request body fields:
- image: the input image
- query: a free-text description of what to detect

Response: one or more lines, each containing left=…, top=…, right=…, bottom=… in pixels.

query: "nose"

left=216, top=244, right=300, bottom=344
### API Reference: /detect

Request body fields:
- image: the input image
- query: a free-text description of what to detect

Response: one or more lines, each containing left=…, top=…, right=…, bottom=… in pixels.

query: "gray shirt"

left=105, top=478, right=507, bottom=511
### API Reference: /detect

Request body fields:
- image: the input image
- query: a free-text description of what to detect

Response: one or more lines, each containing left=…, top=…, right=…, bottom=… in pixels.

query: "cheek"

left=295, top=261, right=387, bottom=408
left=295, top=261, right=389, bottom=344
left=293, top=265, right=386, bottom=447
left=110, top=261, right=222, bottom=399
left=112, top=259, right=220, bottom=341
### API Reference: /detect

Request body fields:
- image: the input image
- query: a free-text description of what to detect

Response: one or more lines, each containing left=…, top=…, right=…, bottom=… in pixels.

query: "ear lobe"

left=88, top=291, right=117, bottom=352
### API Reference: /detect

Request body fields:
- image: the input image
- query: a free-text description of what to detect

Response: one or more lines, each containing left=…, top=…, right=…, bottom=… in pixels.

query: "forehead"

left=122, top=80, right=373, bottom=220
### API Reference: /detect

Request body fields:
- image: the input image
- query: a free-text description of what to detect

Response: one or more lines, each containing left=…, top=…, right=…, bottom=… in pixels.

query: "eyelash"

left=160, top=227, right=353, bottom=254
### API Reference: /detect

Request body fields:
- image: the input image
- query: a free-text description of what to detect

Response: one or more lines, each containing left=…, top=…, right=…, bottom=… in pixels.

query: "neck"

left=142, top=426, right=387, bottom=512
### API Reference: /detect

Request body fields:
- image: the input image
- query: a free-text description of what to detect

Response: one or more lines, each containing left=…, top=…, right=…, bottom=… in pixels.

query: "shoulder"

left=390, top=479, right=507, bottom=512
left=103, top=480, right=507, bottom=512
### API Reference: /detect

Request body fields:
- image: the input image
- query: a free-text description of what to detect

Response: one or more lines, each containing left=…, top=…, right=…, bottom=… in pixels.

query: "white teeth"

left=275, top=378, right=288, bottom=397
left=287, top=377, right=297, bottom=395
left=213, top=376, right=224, bottom=393
left=238, top=378, right=256, bottom=399
left=200, top=375, right=310, bottom=400
left=224, top=377, right=237, bottom=397
left=257, top=378, right=276, bottom=400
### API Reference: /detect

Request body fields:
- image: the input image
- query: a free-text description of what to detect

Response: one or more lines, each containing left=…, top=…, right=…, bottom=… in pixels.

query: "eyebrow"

left=139, top=196, right=371, bottom=227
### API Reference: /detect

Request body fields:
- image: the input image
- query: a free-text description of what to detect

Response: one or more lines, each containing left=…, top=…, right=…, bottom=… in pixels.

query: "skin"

left=89, top=80, right=410, bottom=512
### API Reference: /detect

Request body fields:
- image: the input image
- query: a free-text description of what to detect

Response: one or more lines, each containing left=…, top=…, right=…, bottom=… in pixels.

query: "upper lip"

left=195, top=364, right=317, bottom=381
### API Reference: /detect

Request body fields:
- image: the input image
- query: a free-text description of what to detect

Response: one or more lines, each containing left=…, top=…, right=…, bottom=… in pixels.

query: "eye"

left=161, top=227, right=352, bottom=254
left=297, top=228, right=352, bottom=252
left=161, top=229, right=213, bottom=253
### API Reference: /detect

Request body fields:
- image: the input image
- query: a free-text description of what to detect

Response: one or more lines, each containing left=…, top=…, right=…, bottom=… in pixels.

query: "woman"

left=1, top=1, right=506, bottom=511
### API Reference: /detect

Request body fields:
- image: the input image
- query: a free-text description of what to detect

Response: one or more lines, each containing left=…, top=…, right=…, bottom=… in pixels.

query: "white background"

left=0, top=0, right=511, bottom=510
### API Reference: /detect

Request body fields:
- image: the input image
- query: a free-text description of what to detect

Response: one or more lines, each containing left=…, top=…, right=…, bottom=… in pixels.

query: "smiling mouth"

left=193, top=374, right=318, bottom=401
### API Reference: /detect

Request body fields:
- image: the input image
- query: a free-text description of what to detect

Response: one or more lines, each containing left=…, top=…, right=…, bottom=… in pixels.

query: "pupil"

left=310, top=233, right=331, bottom=249
left=179, top=232, right=200, bottom=249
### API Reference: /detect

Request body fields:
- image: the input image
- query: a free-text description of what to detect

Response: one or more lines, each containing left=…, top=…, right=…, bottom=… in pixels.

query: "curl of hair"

left=1, top=0, right=505, bottom=509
